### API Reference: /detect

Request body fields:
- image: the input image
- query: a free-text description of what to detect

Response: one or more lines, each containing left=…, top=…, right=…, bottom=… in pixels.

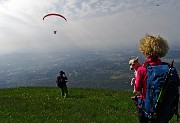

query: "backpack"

left=57, top=76, right=68, bottom=88
left=140, top=61, right=180, bottom=122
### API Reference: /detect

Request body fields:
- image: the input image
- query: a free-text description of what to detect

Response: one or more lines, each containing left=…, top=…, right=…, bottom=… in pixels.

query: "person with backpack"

left=56, top=71, right=68, bottom=98
left=134, top=34, right=180, bottom=123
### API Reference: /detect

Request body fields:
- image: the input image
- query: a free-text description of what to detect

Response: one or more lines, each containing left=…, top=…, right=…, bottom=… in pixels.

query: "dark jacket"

left=56, top=75, right=68, bottom=88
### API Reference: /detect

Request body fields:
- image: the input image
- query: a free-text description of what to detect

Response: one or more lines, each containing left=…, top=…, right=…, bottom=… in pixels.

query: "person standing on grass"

left=56, top=71, right=68, bottom=98
left=134, top=34, right=180, bottom=123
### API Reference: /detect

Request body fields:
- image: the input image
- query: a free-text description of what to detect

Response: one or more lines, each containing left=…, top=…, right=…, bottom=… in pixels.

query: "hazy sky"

left=0, top=0, right=180, bottom=54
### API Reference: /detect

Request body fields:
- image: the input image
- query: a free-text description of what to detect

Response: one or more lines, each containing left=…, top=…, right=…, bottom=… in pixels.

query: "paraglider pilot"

left=54, top=31, right=57, bottom=34
left=56, top=71, right=68, bottom=98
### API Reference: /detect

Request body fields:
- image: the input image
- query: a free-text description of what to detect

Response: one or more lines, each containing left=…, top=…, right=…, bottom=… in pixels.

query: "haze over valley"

left=0, top=49, right=180, bottom=89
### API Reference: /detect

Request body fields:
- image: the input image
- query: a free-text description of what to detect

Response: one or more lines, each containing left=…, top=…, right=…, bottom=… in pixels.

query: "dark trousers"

left=138, top=108, right=149, bottom=123
left=60, top=85, right=68, bottom=97
left=138, top=108, right=169, bottom=123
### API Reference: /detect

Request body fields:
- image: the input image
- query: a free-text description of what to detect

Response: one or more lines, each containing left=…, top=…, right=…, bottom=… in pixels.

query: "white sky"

left=0, top=0, right=180, bottom=54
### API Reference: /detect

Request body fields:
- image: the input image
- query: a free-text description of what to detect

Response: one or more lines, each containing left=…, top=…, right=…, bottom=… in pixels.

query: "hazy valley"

left=0, top=49, right=180, bottom=90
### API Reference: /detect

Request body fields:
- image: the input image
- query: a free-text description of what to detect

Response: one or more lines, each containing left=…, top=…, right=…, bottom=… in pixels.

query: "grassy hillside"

left=0, top=87, right=179, bottom=123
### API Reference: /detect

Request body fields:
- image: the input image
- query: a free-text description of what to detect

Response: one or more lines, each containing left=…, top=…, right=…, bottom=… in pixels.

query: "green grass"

left=0, top=87, right=179, bottom=123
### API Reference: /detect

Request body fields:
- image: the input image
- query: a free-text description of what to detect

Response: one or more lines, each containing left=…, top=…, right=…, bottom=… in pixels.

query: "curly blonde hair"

left=139, top=34, right=169, bottom=58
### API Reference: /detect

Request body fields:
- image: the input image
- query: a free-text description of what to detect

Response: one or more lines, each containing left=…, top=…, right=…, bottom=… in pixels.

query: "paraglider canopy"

left=43, top=13, right=67, bottom=34
left=43, top=13, right=67, bottom=21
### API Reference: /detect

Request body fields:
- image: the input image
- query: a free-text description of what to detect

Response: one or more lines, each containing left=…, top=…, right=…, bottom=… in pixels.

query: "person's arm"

left=135, top=67, right=146, bottom=95
left=64, top=73, right=68, bottom=80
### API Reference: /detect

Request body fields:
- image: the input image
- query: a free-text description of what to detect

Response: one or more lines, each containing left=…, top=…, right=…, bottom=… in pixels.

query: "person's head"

left=60, top=71, right=65, bottom=75
left=139, top=34, right=169, bottom=60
